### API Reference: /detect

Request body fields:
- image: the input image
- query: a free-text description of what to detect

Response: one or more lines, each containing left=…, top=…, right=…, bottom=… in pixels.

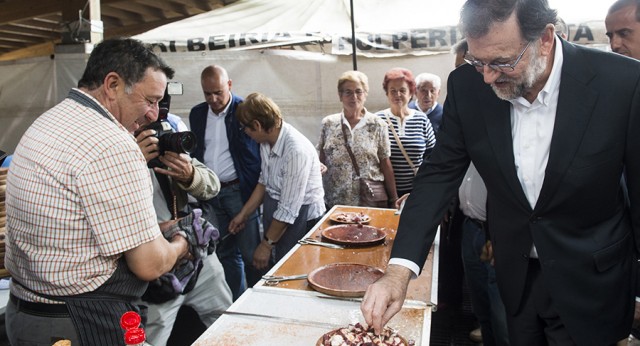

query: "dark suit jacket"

left=408, top=101, right=443, bottom=134
left=395, top=40, right=640, bottom=344
left=189, top=94, right=261, bottom=202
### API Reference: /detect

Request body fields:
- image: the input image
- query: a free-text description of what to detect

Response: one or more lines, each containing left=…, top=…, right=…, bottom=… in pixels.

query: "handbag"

left=341, top=124, right=388, bottom=208
left=359, top=178, right=388, bottom=208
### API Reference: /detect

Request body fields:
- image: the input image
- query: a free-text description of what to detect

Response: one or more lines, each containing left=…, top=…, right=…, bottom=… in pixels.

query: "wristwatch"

left=263, top=234, right=277, bottom=246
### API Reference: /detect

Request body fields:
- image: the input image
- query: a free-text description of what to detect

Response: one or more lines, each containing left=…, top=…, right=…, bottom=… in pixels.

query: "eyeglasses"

left=340, top=89, right=366, bottom=97
left=144, top=97, right=160, bottom=108
left=464, top=41, right=532, bottom=72
left=389, top=88, right=409, bottom=96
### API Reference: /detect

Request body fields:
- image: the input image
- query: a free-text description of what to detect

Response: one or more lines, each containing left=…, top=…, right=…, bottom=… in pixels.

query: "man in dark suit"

left=408, top=73, right=444, bottom=135
left=362, top=0, right=640, bottom=344
left=606, top=0, right=640, bottom=60
left=189, top=65, right=262, bottom=300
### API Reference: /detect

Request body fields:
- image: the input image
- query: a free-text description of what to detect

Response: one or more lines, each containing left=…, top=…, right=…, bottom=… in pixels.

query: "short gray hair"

left=460, top=0, right=557, bottom=42
left=415, top=73, right=441, bottom=90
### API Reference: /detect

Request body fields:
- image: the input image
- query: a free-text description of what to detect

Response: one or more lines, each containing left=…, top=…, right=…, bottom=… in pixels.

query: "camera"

left=138, top=86, right=196, bottom=168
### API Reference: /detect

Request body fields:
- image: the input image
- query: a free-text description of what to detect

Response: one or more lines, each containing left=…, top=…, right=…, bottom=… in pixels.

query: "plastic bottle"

left=120, top=311, right=147, bottom=346
left=124, top=328, right=146, bottom=346
left=120, top=311, right=142, bottom=331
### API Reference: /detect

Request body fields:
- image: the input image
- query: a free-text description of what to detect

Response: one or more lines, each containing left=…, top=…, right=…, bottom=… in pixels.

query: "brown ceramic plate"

left=307, top=263, right=384, bottom=297
left=316, top=324, right=410, bottom=346
left=321, top=224, right=386, bottom=246
left=329, top=211, right=371, bottom=224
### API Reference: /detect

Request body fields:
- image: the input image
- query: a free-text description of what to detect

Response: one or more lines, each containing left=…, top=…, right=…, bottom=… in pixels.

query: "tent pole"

left=350, top=0, right=357, bottom=70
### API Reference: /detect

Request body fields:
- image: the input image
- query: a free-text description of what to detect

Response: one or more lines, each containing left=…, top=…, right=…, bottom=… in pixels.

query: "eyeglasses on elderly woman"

left=340, top=89, right=366, bottom=97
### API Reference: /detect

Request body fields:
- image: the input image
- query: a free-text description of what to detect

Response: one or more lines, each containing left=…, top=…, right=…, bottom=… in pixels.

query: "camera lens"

left=178, top=132, right=196, bottom=154
left=159, top=131, right=196, bottom=154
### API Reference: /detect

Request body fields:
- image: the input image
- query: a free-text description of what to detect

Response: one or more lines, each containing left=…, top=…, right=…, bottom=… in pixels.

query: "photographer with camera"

left=134, top=91, right=232, bottom=346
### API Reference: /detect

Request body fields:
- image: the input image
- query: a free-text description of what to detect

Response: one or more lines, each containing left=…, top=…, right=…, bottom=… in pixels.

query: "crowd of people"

left=3, top=0, right=640, bottom=344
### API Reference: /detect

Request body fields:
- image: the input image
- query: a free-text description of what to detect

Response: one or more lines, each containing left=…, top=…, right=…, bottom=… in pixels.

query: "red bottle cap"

left=124, top=328, right=146, bottom=345
left=120, top=311, right=141, bottom=331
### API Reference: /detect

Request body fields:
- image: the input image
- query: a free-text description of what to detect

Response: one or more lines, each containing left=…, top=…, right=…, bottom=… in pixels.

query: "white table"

left=193, top=287, right=429, bottom=345
left=192, top=206, right=439, bottom=345
left=0, top=288, right=8, bottom=315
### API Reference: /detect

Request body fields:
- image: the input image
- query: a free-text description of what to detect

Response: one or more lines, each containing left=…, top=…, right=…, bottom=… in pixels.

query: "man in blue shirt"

left=189, top=65, right=262, bottom=300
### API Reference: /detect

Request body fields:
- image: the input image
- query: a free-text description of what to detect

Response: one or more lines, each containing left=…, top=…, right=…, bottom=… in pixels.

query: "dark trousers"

left=508, top=259, right=574, bottom=346
left=437, top=204, right=465, bottom=309
left=6, top=297, right=78, bottom=345
left=461, top=217, right=510, bottom=346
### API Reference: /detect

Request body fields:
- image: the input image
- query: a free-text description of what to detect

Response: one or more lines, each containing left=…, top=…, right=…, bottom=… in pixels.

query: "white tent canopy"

left=131, top=0, right=611, bottom=143
left=135, top=0, right=611, bottom=57
left=0, top=0, right=615, bottom=153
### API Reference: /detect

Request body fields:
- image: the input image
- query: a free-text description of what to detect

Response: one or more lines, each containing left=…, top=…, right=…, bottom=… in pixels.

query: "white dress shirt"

left=203, top=99, right=237, bottom=182
left=509, top=36, right=563, bottom=258
left=458, top=163, right=487, bottom=222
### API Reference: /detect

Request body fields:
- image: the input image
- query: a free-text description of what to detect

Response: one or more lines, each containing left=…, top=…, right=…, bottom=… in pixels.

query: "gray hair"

left=337, top=70, right=370, bottom=93
left=78, top=38, right=174, bottom=91
left=415, top=73, right=442, bottom=90
left=452, top=39, right=469, bottom=68
left=555, top=17, right=569, bottom=39
left=453, top=39, right=468, bottom=56
left=460, top=0, right=557, bottom=42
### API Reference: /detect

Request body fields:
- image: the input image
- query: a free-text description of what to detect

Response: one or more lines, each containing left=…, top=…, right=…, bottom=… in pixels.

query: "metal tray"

left=321, top=224, right=386, bottom=247
left=307, top=263, right=384, bottom=298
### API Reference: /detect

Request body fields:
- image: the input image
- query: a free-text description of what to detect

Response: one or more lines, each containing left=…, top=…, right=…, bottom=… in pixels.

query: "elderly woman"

left=318, top=71, right=398, bottom=209
left=229, top=93, right=325, bottom=269
left=376, top=67, right=436, bottom=197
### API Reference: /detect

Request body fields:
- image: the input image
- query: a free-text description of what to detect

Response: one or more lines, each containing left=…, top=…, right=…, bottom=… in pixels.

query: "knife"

left=297, top=238, right=344, bottom=249
left=222, top=310, right=344, bottom=329
left=315, top=294, right=428, bottom=309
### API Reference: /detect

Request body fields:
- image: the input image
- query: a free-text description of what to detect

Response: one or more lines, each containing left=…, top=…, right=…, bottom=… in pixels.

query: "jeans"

left=461, top=217, right=510, bottom=346
left=202, top=183, right=261, bottom=301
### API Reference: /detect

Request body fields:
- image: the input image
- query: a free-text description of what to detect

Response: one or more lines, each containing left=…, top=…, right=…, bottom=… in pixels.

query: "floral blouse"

left=317, top=111, right=391, bottom=208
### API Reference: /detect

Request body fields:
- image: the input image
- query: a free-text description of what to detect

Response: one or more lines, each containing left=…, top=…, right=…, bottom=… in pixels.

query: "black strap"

left=154, top=171, right=176, bottom=219
left=0, top=150, right=7, bottom=166
left=68, top=89, right=115, bottom=123
left=341, top=123, right=361, bottom=177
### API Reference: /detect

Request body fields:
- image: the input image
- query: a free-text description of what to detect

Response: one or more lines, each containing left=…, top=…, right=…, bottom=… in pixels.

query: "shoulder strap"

left=341, top=123, right=361, bottom=177
left=154, top=171, right=178, bottom=219
left=384, top=112, right=417, bottom=174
